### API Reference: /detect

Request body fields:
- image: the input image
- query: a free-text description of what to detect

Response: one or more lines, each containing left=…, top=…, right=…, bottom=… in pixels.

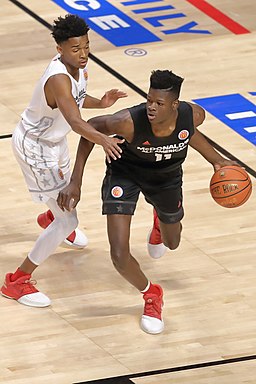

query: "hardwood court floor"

left=0, top=1, right=255, bottom=383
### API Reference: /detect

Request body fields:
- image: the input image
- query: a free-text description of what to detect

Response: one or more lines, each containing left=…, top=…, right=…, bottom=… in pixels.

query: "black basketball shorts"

left=101, top=167, right=184, bottom=224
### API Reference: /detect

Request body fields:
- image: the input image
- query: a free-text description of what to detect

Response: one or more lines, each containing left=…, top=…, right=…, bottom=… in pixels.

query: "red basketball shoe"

left=37, top=210, right=88, bottom=249
left=140, top=284, right=164, bottom=334
left=147, top=209, right=167, bottom=259
left=1, top=273, right=51, bottom=307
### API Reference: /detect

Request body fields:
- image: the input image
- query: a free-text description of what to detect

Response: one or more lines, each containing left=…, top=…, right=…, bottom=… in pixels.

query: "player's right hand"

left=101, top=135, right=125, bottom=163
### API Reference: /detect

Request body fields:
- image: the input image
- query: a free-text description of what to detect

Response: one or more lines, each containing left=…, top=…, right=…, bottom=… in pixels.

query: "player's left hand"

left=100, top=89, right=127, bottom=108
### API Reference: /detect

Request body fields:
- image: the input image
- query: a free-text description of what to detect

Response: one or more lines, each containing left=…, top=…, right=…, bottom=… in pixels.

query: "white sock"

left=141, top=281, right=150, bottom=293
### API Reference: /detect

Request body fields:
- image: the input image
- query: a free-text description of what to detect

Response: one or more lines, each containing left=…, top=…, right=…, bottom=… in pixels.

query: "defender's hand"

left=100, top=89, right=127, bottom=108
left=101, top=135, right=125, bottom=163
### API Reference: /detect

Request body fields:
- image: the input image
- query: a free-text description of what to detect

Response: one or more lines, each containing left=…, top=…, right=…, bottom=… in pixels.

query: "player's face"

left=146, top=88, right=178, bottom=123
left=57, top=35, right=90, bottom=70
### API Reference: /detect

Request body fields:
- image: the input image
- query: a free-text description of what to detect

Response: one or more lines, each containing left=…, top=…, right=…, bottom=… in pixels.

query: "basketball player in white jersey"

left=0, top=14, right=126, bottom=308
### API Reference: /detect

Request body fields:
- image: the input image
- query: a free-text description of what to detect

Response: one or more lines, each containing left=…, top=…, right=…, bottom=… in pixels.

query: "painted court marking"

left=186, top=0, right=250, bottom=34
left=226, top=111, right=256, bottom=120
left=193, top=93, right=256, bottom=145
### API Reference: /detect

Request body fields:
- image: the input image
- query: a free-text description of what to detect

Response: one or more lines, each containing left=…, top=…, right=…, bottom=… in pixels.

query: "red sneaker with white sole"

left=140, top=284, right=164, bottom=334
left=37, top=210, right=88, bottom=249
left=147, top=209, right=167, bottom=259
left=1, top=273, right=51, bottom=307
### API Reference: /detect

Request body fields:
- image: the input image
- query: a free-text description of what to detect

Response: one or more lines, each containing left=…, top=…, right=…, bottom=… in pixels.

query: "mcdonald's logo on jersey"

left=84, top=68, right=88, bottom=80
left=178, top=130, right=189, bottom=140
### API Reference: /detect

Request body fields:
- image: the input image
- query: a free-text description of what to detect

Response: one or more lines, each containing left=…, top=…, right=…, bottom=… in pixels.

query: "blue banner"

left=52, top=0, right=161, bottom=46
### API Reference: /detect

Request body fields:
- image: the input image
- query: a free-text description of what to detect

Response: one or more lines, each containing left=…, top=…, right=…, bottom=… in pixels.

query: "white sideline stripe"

left=244, top=126, right=256, bottom=133
left=226, top=111, right=256, bottom=119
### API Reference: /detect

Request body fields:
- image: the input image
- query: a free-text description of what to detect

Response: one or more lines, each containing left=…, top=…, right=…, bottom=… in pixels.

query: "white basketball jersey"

left=20, top=54, right=88, bottom=143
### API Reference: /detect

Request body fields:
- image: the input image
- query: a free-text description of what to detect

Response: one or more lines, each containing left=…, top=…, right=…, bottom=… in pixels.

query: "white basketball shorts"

left=12, top=122, right=71, bottom=203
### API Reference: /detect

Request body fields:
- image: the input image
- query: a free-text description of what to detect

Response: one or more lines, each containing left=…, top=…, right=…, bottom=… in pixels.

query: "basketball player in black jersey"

left=57, top=70, right=238, bottom=334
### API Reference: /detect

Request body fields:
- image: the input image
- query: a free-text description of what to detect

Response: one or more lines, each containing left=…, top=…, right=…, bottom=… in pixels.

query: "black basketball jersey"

left=109, top=101, right=194, bottom=176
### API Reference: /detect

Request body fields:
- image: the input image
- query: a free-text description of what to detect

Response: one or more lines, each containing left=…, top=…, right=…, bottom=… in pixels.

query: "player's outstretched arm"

left=46, top=74, right=124, bottom=160
left=88, top=109, right=134, bottom=142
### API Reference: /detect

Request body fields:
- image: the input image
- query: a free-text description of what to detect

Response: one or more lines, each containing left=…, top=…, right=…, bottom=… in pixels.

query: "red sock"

left=153, top=209, right=160, bottom=231
left=11, top=268, right=30, bottom=282
left=141, top=282, right=160, bottom=296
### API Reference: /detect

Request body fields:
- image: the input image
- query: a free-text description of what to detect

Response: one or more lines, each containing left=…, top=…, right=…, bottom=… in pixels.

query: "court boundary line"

left=0, top=134, right=12, bottom=139
left=76, top=353, right=256, bottom=383
left=5, top=0, right=256, bottom=179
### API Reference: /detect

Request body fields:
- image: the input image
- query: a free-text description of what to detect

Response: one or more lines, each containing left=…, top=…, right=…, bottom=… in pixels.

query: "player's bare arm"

left=45, top=74, right=124, bottom=160
left=188, top=102, right=205, bottom=127
left=88, top=108, right=134, bottom=142
left=189, top=103, right=238, bottom=171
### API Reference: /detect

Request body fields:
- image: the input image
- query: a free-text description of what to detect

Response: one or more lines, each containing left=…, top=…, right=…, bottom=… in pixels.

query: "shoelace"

left=18, top=279, right=38, bottom=295
left=144, top=294, right=162, bottom=318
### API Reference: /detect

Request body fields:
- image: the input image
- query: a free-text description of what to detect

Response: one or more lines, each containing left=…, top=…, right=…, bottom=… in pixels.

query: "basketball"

left=210, top=166, right=252, bottom=208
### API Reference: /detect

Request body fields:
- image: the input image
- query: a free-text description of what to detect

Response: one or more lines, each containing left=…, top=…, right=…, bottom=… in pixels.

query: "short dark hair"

left=51, top=14, right=90, bottom=44
left=150, top=70, right=184, bottom=99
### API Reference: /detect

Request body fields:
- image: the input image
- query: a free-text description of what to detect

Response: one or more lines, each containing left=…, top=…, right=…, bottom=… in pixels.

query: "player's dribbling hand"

left=213, top=159, right=240, bottom=172
left=101, top=135, right=125, bottom=163
left=57, top=182, right=81, bottom=211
